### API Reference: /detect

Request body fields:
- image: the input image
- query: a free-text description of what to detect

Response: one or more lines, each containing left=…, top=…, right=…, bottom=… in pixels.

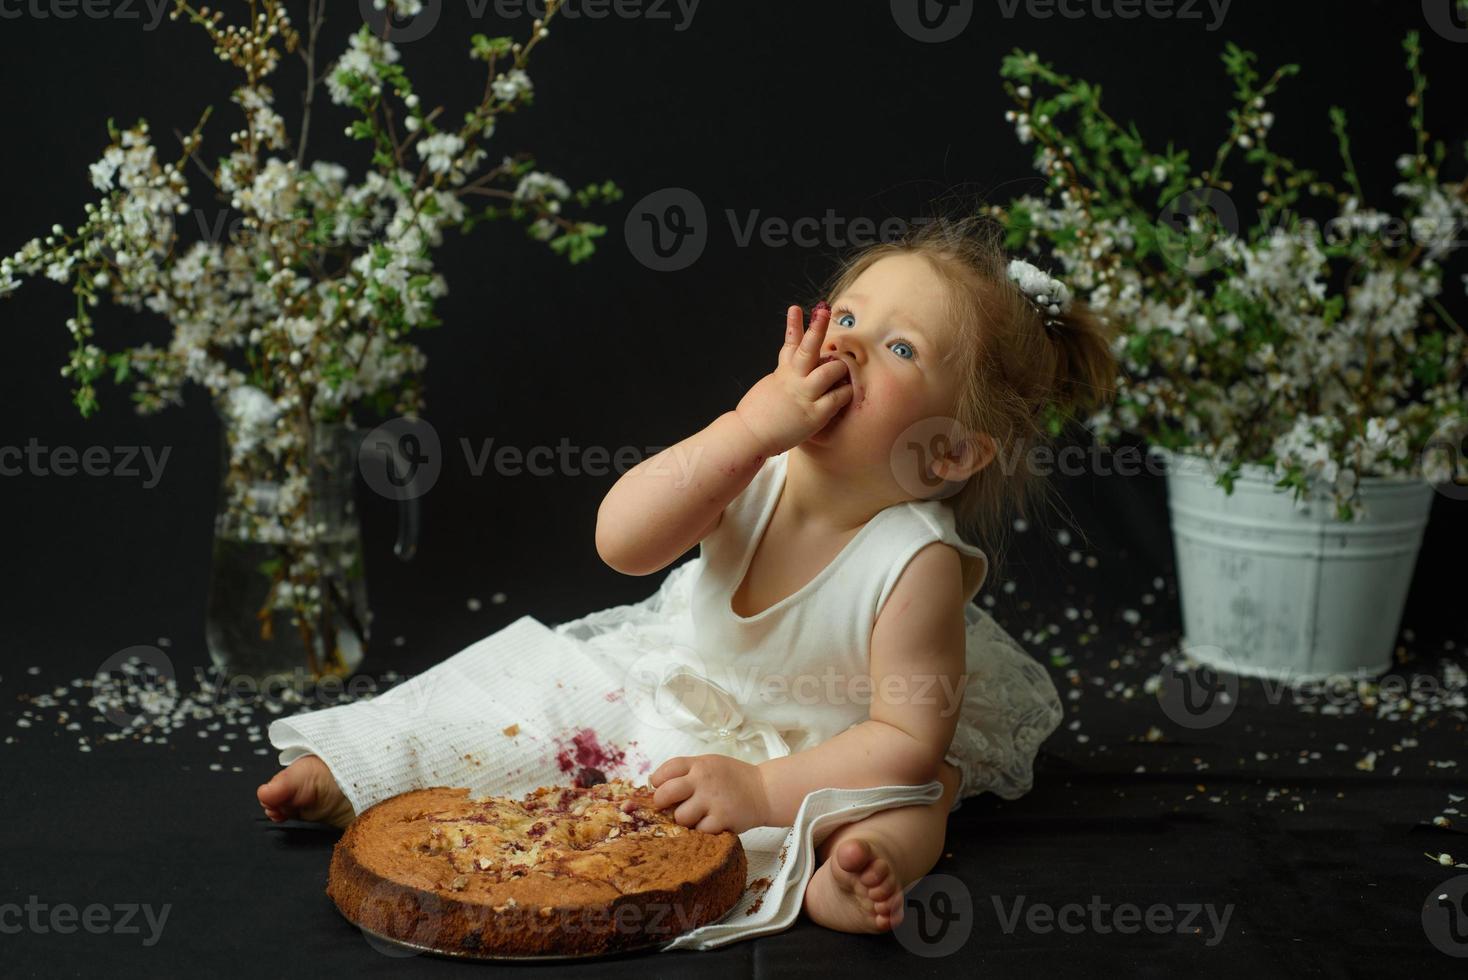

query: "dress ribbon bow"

left=652, top=662, right=797, bottom=761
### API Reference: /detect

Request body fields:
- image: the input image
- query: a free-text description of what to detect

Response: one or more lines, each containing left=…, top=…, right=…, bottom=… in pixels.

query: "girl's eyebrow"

left=840, top=292, right=937, bottom=348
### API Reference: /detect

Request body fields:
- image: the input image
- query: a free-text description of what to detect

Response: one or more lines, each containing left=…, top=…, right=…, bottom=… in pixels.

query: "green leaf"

left=470, top=34, right=514, bottom=61
left=109, top=352, right=130, bottom=384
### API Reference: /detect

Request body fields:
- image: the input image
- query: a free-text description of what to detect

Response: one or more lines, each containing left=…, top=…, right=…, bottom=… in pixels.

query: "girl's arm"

left=598, top=303, right=852, bottom=577
left=756, top=542, right=968, bottom=825
left=595, top=410, right=768, bottom=576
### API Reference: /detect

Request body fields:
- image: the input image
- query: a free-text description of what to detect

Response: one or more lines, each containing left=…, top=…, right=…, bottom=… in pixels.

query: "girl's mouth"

left=819, top=356, right=855, bottom=394
left=819, top=361, right=854, bottom=429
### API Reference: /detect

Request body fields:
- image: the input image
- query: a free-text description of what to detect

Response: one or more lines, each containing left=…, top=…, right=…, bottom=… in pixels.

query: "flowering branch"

left=0, top=0, right=622, bottom=671
left=989, top=32, right=1467, bottom=522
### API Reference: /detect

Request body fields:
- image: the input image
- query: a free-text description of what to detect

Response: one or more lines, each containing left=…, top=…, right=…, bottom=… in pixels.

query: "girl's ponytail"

left=1035, top=299, right=1119, bottom=426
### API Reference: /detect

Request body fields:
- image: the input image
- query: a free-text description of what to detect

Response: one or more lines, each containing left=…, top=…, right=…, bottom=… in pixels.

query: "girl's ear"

left=929, top=431, right=995, bottom=484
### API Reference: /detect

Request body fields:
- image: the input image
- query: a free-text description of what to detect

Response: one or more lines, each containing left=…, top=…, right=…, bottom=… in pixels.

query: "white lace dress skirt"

left=550, top=558, right=1065, bottom=813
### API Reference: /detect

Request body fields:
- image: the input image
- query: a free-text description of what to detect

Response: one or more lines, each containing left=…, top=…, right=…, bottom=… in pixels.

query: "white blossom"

left=417, top=133, right=465, bottom=175
left=513, top=170, right=570, bottom=202
left=492, top=68, right=533, bottom=102
left=327, top=30, right=401, bottom=107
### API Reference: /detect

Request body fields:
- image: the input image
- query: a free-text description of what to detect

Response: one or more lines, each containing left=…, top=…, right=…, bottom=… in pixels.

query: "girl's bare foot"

left=802, top=836, right=906, bottom=933
left=257, top=754, right=356, bottom=829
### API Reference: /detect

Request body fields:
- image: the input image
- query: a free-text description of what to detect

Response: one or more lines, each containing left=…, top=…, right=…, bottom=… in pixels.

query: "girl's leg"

left=801, top=760, right=962, bottom=933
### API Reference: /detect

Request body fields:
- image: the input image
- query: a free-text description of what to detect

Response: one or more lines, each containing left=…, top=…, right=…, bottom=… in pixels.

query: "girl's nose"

left=824, top=335, right=863, bottom=363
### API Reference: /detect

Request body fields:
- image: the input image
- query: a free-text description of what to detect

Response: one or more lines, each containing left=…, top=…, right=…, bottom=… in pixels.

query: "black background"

left=2, top=1, right=1467, bottom=976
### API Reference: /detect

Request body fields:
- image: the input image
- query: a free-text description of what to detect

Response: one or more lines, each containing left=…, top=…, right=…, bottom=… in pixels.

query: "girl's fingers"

left=674, top=797, right=709, bottom=829
left=796, top=302, right=832, bottom=362
left=815, top=378, right=856, bottom=413
left=650, top=756, right=690, bottom=786
left=800, top=357, right=851, bottom=398
left=784, top=305, right=802, bottom=348
left=653, top=775, right=693, bottom=809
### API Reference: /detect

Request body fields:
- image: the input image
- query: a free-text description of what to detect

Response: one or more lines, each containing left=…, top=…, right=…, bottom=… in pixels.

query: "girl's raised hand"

left=733, top=302, right=854, bottom=456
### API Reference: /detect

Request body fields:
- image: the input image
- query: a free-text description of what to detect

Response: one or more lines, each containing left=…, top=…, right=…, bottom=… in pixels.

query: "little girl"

left=258, top=213, right=1118, bottom=936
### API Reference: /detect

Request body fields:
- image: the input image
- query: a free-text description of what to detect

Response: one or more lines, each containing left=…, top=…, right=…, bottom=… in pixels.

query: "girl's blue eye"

left=832, top=306, right=917, bottom=360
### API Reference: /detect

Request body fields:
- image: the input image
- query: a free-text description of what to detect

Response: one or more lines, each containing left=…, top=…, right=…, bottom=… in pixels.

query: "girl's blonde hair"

left=817, top=211, right=1120, bottom=581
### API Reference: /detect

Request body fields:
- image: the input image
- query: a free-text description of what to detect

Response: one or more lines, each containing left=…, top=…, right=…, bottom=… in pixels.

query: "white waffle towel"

left=268, top=615, right=943, bottom=951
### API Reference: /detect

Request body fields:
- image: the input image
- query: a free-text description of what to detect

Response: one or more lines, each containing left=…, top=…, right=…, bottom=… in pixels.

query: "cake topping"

left=416, top=778, right=682, bottom=880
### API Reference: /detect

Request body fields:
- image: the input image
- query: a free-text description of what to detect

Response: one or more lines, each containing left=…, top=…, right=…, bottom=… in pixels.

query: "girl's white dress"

left=556, top=448, right=1064, bottom=811
left=270, top=449, right=1062, bottom=820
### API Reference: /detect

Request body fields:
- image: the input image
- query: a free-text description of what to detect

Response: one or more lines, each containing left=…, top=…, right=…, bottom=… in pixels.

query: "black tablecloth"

left=5, top=522, right=1464, bottom=979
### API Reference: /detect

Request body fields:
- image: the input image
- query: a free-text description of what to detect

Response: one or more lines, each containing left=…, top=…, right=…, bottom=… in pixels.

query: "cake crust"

left=326, top=779, right=746, bottom=957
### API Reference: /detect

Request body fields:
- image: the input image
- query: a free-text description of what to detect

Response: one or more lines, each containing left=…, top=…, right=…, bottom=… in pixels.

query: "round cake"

left=326, top=777, right=747, bottom=957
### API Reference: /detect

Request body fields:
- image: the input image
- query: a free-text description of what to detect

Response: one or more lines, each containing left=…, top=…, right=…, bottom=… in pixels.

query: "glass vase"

left=204, top=406, right=419, bottom=683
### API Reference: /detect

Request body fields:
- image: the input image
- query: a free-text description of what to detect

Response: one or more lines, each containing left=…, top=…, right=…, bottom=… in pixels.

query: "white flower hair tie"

left=1006, top=258, right=1073, bottom=327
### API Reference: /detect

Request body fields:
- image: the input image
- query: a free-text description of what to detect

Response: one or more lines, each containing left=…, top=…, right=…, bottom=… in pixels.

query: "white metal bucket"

left=1155, top=447, right=1435, bottom=682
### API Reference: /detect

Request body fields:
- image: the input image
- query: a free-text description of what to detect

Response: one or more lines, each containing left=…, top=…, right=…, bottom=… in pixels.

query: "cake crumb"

left=503, top=724, right=520, bottom=737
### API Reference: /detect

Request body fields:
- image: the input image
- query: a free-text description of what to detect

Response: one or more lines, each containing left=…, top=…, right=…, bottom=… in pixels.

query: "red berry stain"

left=553, top=727, right=626, bottom=777
left=604, top=690, right=623, bottom=703
left=574, top=767, right=607, bottom=788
